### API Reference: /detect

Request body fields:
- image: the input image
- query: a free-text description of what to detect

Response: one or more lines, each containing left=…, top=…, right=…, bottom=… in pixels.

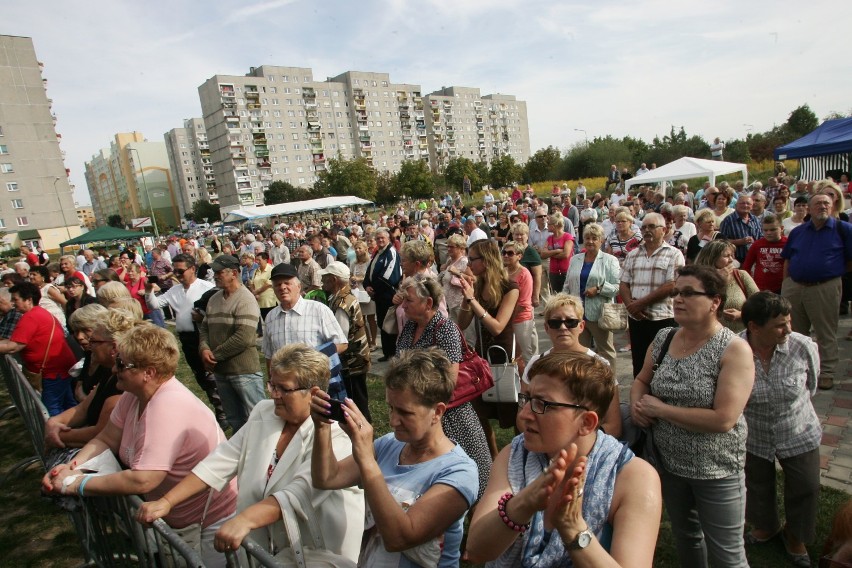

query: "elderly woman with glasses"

left=394, top=275, right=492, bottom=500
left=631, top=264, right=755, bottom=567
left=138, top=343, right=364, bottom=561
left=467, top=351, right=661, bottom=567
left=44, top=323, right=239, bottom=567
left=312, top=348, right=479, bottom=568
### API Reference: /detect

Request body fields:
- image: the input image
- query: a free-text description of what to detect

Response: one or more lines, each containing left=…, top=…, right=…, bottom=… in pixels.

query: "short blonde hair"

left=446, top=233, right=467, bottom=249
left=583, top=223, right=605, bottom=241
left=94, top=308, right=139, bottom=340
left=548, top=213, right=564, bottom=229
left=108, top=297, right=144, bottom=320
left=115, top=322, right=179, bottom=380
left=401, top=239, right=433, bottom=266
left=694, top=208, right=716, bottom=227
left=68, top=303, right=109, bottom=334
left=97, top=281, right=131, bottom=306
left=503, top=240, right=524, bottom=255
left=543, top=293, right=585, bottom=321
left=511, top=222, right=529, bottom=237
left=269, top=343, right=331, bottom=390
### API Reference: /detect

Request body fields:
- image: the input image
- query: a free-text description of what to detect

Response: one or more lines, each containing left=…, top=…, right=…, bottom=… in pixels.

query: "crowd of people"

left=4, top=167, right=850, bottom=566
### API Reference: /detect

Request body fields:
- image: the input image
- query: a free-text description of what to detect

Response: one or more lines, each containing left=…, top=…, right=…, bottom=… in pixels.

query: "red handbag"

left=436, top=319, right=494, bottom=409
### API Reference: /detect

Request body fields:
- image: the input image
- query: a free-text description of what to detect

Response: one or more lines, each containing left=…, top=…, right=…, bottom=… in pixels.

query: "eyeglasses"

left=173, top=269, right=186, bottom=276
left=546, top=318, right=581, bottom=329
left=90, top=278, right=104, bottom=284
left=518, top=393, right=589, bottom=414
left=641, top=224, right=662, bottom=231
left=266, top=382, right=309, bottom=396
left=501, top=250, right=517, bottom=257
left=670, top=289, right=716, bottom=298
left=115, top=356, right=139, bottom=371
left=468, top=256, right=482, bottom=262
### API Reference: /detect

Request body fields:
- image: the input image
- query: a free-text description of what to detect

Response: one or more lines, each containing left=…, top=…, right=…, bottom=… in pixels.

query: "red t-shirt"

left=509, top=266, right=533, bottom=323
left=741, top=236, right=787, bottom=293
left=547, top=232, right=575, bottom=274
left=11, top=306, right=77, bottom=376
left=25, top=252, right=39, bottom=268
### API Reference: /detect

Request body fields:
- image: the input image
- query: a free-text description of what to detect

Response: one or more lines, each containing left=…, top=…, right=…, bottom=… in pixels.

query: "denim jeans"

left=213, top=372, right=265, bottom=432
left=659, top=466, right=749, bottom=568
left=42, top=375, right=76, bottom=416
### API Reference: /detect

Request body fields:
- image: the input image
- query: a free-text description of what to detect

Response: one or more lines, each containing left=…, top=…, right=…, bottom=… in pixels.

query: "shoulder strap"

left=732, top=270, right=747, bottom=295
left=652, top=328, right=678, bottom=374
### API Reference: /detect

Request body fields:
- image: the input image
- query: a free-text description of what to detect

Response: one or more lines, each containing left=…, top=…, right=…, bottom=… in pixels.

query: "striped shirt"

left=719, top=213, right=763, bottom=262
left=620, top=242, right=684, bottom=321
left=739, top=330, right=821, bottom=460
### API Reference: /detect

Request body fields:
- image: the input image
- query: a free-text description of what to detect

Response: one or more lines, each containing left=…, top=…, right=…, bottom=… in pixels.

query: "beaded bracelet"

left=497, top=492, right=530, bottom=533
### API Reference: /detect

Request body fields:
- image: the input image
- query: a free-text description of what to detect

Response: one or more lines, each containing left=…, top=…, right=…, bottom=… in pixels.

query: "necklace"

left=677, top=326, right=719, bottom=356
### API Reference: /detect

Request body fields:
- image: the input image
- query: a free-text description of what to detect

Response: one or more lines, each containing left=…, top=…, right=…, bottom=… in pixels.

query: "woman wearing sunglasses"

left=44, top=323, right=239, bottom=567
left=563, top=223, right=620, bottom=368
left=631, top=264, right=755, bottom=567
left=468, top=351, right=661, bottom=567
left=524, top=294, right=622, bottom=437
left=502, top=240, right=538, bottom=374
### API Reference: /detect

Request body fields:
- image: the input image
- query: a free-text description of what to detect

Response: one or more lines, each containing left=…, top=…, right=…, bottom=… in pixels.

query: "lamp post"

left=53, top=176, right=72, bottom=241
left=574, top=128, right=588, bottom=143
left=127, top=147, right=159, bottom=239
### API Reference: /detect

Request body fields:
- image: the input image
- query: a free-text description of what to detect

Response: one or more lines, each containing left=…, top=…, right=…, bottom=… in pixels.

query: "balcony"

left=257, top=160, right=271, bottom=168
left=260, top=174, right=273, bottom=181
left=247, top=103, right=260, bottom=110
left=307, top=121, right=321, bottom=131
left=313, top=154, right=326, bottom=163
left=303, top=87, right=316, bottom=98
left=359, top=134, right=371, bottom=142
left=255, top=148, right=269, bottom=158
left=358, top=124, right=369, bottom=132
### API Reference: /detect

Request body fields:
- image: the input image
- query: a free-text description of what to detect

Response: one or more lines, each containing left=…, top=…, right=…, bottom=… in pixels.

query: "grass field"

left=1, top=341, right=849, bottom=567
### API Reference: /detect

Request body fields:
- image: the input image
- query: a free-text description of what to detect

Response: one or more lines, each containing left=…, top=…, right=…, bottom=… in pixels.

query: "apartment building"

left=197, top=65, right=530, bottom=211
left=164, top=118, right=218, bottom=220
left=84, top=132, right=182, bottom=231
left=76, top=205, right=96, bottom=230
left=0, top=35, right=81, bottom=251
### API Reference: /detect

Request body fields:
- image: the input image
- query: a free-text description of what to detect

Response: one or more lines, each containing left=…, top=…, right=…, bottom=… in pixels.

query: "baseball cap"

left=270, top=263, right=299, bottom=279
left=210, top=254, right=239, bottom=271
left=317, top=261, right=350, bottom=280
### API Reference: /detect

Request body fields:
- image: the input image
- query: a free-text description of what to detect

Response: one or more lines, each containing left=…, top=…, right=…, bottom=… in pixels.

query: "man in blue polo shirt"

left=720, top=194, right=763, bottom=263
left=781, top=189, right=852, bottom=390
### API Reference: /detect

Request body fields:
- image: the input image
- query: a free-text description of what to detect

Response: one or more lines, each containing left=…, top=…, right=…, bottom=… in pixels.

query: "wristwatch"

left=567, top=527, right=594, bottom=550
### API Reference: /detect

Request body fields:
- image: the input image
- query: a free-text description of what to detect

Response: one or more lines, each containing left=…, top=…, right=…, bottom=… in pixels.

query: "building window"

left=16, top=216, right=28, bottom=226
left=11, top=199, right=23, bottom=209
left=6, top=182, right=18, bottom=192
left=0, top=164, right=13, bottom=173
left=0, top=218, right=5, bottom=229
left=0, top=145, right=8, bottom=154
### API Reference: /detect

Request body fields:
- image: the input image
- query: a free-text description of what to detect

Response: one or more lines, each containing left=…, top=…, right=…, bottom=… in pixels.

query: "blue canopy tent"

left=774, top=117, right=852, bottom=182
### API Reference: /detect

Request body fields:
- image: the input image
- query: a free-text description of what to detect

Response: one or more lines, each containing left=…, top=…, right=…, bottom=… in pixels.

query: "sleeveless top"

left=487, top=433, right=633, bottom=568
left=650, top=326, right=747, bottom=479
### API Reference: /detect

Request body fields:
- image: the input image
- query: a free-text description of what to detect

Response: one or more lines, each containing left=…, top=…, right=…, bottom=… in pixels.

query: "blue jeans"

left=213, top=372, right=265, bottom=432
left=660, top=466, right=749, bottom=568
left=144, top=308, right=166, bottom=328
left=42, top=375, right=76, bottom=416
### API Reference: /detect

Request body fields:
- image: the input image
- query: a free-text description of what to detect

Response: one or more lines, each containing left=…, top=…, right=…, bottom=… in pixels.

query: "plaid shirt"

left=719, top=213, right=763, bottom=262
left=620, top=242, right=684, bottom=320
left=739, top=330, right=821, bottom=460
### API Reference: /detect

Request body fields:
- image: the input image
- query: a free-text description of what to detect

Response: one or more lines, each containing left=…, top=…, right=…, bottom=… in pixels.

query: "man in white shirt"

left=145, top=253, right=226, bottom=428
left=636, top=163, right=650, bottom=177
left=464, top=217, right=488, bottom=247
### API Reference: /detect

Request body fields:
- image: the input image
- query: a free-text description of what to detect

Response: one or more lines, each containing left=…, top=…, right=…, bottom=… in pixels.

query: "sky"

left=5, top=0, right=852, bottom=205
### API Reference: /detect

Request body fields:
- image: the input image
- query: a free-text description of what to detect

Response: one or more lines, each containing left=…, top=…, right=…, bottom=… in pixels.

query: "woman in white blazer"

left=562, top=223, right=621, bottom=367
left=137, top=344, right=364, bottom=561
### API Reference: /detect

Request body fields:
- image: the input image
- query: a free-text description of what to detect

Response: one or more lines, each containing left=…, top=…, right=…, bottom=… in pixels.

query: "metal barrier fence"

left=0, top=355, right=207, bottom=567
left=226, top=538, right=280, bottom=567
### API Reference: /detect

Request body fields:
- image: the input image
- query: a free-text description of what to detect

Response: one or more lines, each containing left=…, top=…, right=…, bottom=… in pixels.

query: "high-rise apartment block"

left=0, top=35, right=81, bottom=251
left=84, top=132, right=182, bottom=232
left=164, top=118, right=218, bottom=220
left=197, top=65, right=530, bottom=211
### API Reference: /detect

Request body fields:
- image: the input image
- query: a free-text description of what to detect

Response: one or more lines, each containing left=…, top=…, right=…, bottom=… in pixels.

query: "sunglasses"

left=546, top=318, right=581, bottom=329
left=501, top=250, right=517, bottom=257
left=115, top=355, right=139, bottom=371
left=173, top=269, right=186, bottom=276
left=536, top=215, right=547, bottom=219
left=670, top=289, right=715, bottom=298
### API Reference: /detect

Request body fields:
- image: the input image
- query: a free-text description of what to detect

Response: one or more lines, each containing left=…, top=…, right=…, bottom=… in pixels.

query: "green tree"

left=107, top=214, right=123, bottom=228
left=314, top=157, right=377, bottom=201
left=264, top=180, right=308, bottom=205
left=786, top=104, right=819, bottom=138
left=191, top=200, right=221, bottom=223
left=394, top=159, right=434, bottom=199
left=374, top=170, right=396, bottom=205
left=646, top=126, right=710, bottom=166
left=824, top=109, right=852, bottom=121
left=522, top=146, right=562, bottom=183
left=489, top=154, right=521, bottom=188
left=444, top=157, right=479, bottom=191
left=473, top=161, right=489, bottom=190
left=558, top=137, right=634, bottom=180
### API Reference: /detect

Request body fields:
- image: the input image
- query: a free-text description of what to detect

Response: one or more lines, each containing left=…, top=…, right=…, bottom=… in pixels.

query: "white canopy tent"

left=624, top=157, right=748, bottom=192
left=222, top=196, right=373, bottom=223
